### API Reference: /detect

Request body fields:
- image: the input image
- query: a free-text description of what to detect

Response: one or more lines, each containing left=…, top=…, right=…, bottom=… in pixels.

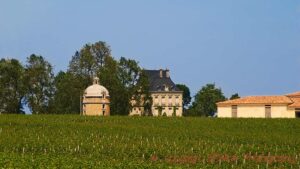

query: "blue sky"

left=1, top=0, right=300, bottom=97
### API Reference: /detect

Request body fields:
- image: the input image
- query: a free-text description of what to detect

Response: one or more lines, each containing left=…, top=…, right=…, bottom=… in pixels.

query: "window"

left=265, top=105, right=271, bottom=118
left=162, top=96, right=166, bottom=106
left=168, top=95, right=172, bottom=106
left=232, top=105, right=237, bottom=118
left=154, top=96, right=159, bottom=106
left=175, top=96, right=180, bottom=106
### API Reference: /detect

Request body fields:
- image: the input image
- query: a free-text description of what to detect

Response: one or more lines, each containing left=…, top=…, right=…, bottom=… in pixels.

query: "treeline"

left=0, top=41, right=240, bottom=116
left=0, top=41, right=151, bottom=115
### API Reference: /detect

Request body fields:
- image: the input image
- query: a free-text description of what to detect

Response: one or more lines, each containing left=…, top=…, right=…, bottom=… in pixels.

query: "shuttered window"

left=168, top=95, right=173, bottom=106
left=154, top=96, right=158, bottom=106
left=175, top=96, right=180, bottom=106
left=162, top=96, right=166, bottom=106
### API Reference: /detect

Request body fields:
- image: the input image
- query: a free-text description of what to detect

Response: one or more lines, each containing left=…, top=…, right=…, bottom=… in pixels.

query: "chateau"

left=217, top=92, right=300, bottom=118
left=130, top=69, right=183, bottom=116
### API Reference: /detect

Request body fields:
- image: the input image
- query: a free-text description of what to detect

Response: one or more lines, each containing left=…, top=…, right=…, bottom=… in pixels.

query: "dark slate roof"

left=144, top=69, right=182, bottom=92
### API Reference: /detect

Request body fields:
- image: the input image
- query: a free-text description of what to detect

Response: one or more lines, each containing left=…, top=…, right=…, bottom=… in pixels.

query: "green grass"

left=0, top=115, right=299, bottom=168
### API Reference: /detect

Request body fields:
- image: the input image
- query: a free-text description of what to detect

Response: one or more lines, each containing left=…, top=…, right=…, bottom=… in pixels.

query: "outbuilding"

left=217, top=92, right=300, bottom=118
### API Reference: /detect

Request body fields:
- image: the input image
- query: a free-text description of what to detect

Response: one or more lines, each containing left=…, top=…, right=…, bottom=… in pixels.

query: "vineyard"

left=0, top=115, right=299, bottom=168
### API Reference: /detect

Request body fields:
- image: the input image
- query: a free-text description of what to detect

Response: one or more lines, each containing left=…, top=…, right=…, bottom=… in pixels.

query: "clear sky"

left=1, top=0, right=300, bottom=97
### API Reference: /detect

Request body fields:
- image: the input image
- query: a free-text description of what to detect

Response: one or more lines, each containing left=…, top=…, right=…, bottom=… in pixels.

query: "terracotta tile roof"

left=285, top=91, right=300, bottom=97
left=217, top=96, right=293, bottom=106
left=288, top=97, right=300, bottom=108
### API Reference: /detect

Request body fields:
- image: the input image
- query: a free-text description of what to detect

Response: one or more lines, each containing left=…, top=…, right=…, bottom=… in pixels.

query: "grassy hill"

left=0, top=115, right=299, bottom=168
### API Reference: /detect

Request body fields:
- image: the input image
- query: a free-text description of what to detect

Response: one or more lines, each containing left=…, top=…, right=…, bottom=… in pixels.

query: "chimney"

left=159, top=69, right=163, bottom=78
left=166, top=69, right=170, bottom=78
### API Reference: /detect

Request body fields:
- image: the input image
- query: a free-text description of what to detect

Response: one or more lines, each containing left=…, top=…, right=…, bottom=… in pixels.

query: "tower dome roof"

left=84, top=77, right=109, bottom=97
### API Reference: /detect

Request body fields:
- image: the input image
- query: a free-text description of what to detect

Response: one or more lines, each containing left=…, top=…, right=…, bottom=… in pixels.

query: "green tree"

left=135, top=70, right=152, bottom=115
left=190, top=84, right=226, bottom=116
left=0, top=58, right=26, bottom=114
left=65, top=42, right=112, bottom=114
left=51, top=71, right=86, bottom=114
left=98, top=56, right=125, bottom=115
left=25, top=54, right=54, bottom=114
left=176, top=84, right=191, bottom=109
left=66, top=41, right=151, bottom=115
left=118, top=57, right=144, bottom=115
left=99, top=57, right=151, bottom=115
left=230, top=93, right=240, bottom=100
left=68, top=41, right=111, bottom=79
left=91, top=41, right=111, bottom=67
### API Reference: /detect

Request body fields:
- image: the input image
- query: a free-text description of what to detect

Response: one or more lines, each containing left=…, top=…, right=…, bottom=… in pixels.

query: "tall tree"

left=135, top=70, right=152, bottom=115
left=51, top=71, right=85, bottom=114
left=68, top=41, right=111, bottom=79
left=0, top=58, right=26, bottom=114
left=98, top=55, right=124, bottom=115
left=230, top=93, right=240, bottom=100
left=66, top=42, right=151, bottom=115
left=25, top=54, right=54, bottom=114
left=117, top=57, right=152, bottom=115
left=190, top=84, right=226, bottom=116
left=91, top=41, right=111, bottom=67
left=96, top=56, right=152, bottom=115
left=176, top=84, right=192, bottom=109
left=65, top=42, right=112, bottom=114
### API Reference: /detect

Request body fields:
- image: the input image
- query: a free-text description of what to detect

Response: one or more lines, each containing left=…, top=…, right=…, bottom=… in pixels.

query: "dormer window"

left=165, top=87, right=169, bottom=91
left=164, top=85, right=169, bottom=91
left=102, top=91, right=106, bottom=98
